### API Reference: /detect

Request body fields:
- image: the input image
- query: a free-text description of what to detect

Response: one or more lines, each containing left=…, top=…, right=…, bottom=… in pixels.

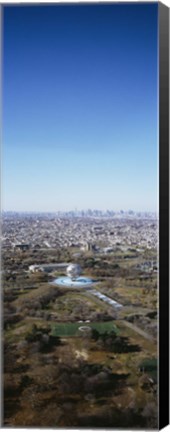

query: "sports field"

left=51, top=321, right=119, bottom=336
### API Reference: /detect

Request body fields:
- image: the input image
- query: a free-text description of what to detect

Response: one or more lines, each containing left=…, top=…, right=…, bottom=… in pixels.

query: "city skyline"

left=3, top=208, right=157, bottom=215
left=3, top=4, right=158, bottom=212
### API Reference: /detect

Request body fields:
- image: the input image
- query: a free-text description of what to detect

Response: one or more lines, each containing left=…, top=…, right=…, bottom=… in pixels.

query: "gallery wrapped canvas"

left=1, top=1, right=169, bottom=430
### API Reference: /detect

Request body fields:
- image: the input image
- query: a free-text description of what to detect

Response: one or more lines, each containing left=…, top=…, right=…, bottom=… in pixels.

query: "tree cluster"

left=25, top=324, right=61, bottom=353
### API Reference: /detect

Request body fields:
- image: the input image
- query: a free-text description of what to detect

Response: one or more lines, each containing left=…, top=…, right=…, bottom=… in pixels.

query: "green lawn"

left=51, top=320, right=119, bottom=337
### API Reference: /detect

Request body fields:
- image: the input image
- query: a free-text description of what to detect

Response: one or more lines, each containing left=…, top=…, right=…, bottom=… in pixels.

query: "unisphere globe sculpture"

left=66, top=263, right=82, bottom=280
left=53, top=262, right=97, bottom=287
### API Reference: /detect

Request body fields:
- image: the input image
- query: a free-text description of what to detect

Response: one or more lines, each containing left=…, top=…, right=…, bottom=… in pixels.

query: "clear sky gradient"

left=3, top=4, right=158, bottom=212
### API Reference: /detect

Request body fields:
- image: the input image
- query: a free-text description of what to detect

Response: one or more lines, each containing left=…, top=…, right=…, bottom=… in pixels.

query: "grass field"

left=52, top=320, right=119, bottom=336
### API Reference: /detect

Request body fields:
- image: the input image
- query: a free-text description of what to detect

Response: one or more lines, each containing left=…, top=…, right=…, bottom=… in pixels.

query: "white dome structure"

left=66, top=263, right=82, bottom=279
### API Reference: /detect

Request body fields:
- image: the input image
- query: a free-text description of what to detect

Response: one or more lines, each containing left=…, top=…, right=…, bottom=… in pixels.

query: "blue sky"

left=3, top=4, right=158, bottom=212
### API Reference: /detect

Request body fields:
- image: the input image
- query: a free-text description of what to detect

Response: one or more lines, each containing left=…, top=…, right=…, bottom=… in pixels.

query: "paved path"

left=122, top=320, right=154, bottom=341
left=84, top=289, right=154, bottom=342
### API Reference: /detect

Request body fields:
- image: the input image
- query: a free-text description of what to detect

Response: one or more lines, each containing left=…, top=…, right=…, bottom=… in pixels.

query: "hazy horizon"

left=3, top=4, right=158, bottom=213
left=2, top=208, right=157, bottom=215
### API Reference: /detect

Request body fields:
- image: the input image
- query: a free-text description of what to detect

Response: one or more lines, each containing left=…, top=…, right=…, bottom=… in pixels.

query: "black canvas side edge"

left=159, top=2, right=169, bottom=430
